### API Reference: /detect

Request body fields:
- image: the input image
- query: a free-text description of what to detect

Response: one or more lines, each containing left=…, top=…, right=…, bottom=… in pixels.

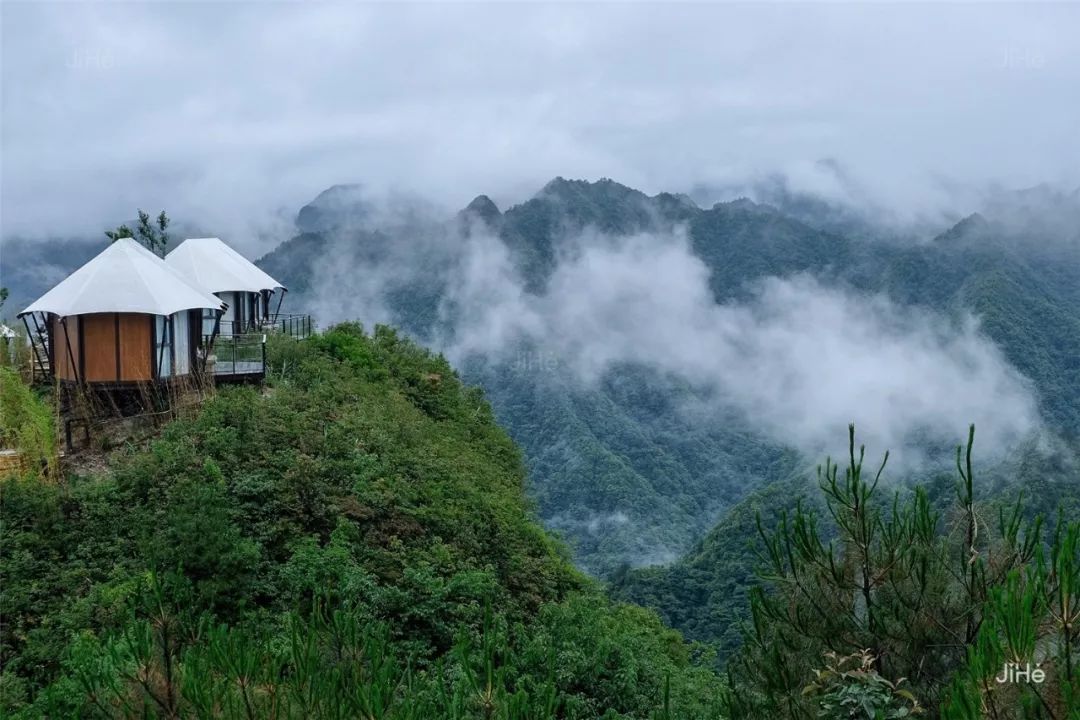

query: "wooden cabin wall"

left=82, top=314, right=118, bottom=381
left=50, top=315, right=80, bottom=381
left=50, top=313, right=154, bottom=383
left=118, top=314, right=152, bottom=381
left=86, top=313, right=154, bottom=382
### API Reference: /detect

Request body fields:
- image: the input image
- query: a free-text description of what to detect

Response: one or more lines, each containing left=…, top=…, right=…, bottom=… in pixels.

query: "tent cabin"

left=165, top=237, right=285, bottom=337
left=18, top=238, right=225, bottom=385
left=0, top=324, right=17, bottom=365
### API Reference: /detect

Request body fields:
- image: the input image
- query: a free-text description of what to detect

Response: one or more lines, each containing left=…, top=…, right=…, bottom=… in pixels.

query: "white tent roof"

left=165, top=237, right=284, bottom=294
left=19, top=238, right=225, bottom=318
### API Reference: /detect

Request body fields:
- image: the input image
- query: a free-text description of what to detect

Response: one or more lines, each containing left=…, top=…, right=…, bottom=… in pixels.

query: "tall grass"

left=0, top=366, right=57, bottom=477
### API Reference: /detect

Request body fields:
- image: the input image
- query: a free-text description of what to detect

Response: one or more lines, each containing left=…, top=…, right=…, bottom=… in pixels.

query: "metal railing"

left=204, top=333, right=266, bottom=377
left=264, top=313, right=313, bottom=340
left=213, top=319, right=248, bottom=337
left=213, top=314, right=312, bottom=340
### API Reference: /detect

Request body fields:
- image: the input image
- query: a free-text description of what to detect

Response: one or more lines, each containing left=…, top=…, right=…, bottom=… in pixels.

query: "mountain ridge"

left=256, top=176, right=1080, bottom=582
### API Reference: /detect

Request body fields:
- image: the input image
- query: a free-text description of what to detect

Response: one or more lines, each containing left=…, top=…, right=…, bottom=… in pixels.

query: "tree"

left=723, top=425, right=1077, bottom=719
left=104, top=224, right=133, bottom=242
left=106, top=209, right=170, bottom=257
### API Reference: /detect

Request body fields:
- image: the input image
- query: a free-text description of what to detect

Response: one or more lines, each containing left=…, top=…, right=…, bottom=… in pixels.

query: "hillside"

left=257, top=178, right=1080, bottom=579
left=0, top=327, right=724, bottom=718
left=5, top=177, right=1080, bottom=716
left=613, top=440, right=1080, bottom=665
left=0, top=237, right=101, bottom=322
left=258, top=182, right=794, bottom=575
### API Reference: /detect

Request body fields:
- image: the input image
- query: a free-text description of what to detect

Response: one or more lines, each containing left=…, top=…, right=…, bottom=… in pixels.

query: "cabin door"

left=173, top=312, right=190, bottom=375
left=154, top=315, right=173, bottom=377
left=202, top=309, right=218, bottom=339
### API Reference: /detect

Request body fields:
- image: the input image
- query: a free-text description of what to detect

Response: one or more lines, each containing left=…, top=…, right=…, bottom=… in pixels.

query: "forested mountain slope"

left=0, top=327, right=724, bottom=718
left=613, top=441, right=1080, bottom=664
left=612, top=186, right=1080, bottom=662
left=258, top=178, right=1080, bottom=578
left=0, top=237, right=101, bottom=321
left=260, top=180, right=809, bottom=575
left=5, top=177, right=1079, bottom=716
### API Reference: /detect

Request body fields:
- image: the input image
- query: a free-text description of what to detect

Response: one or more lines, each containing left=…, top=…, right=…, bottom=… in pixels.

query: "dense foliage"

left=613, top=442, right=1080, bottom=668
left=0, top=325, right=724, bottom=718
left=0, top=365, right=57, bottom=477
left=8, top=179, right=1080, bottom=717
left=16, top=180, right=1079, bottom=580
left=611, top=471, right=815, bottom=661
left=2, top=317, right=1077, bottom=717
left=105, top=209, right=171, bottom=257
left=721, top=426, right=1079, bottom=718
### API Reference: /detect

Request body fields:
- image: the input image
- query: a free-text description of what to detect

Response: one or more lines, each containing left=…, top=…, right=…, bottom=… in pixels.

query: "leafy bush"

left=805, top=651, right=923, bottom=719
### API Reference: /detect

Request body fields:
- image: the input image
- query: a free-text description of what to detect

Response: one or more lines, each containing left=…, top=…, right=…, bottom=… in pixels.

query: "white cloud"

left=3, top=2, right=1079, bottom=243
left=312, top=219, right=1041, bottom=466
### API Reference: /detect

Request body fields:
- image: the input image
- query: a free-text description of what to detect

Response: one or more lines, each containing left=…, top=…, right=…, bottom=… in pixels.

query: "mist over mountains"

left=6, top=3, right=1080, bottom=713
left=4, top=172, right=1079, bottom=666
left=3, top=175, right=1077, bottom=574
left=254, top=176, right=1080, bottom=574
left=5, top=175, right=1077, bottom=573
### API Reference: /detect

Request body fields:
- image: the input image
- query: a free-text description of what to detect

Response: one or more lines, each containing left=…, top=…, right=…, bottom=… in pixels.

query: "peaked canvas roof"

left=165, top=237, right=284, bottom=294
left=20, top=238, right=225, bottom=318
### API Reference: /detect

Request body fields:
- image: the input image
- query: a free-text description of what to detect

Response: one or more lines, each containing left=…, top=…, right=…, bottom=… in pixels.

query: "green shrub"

left=0, top=366, right=56, bottom=477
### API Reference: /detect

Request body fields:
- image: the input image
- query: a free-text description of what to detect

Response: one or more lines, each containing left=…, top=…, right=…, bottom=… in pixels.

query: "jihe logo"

left=995, top=662, right=1046, bottom=684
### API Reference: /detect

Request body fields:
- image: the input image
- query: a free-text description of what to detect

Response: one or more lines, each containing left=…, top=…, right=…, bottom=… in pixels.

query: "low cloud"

left=313, top=222, right=1041, bottom=467
left=3, top=3, right=1079, bottom=241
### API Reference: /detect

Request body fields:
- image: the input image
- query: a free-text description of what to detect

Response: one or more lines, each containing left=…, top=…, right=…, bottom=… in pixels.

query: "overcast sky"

left=2, top=2, right=1078, bottom=246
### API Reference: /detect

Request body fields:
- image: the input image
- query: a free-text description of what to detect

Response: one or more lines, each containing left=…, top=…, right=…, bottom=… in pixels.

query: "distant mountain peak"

left=296, top=183, right=370, bottom=233
left=456, top=194, right=502, bottom=235
left=311, top=183, right=365, bottom=201
left=654, top=192, right=699, bottom=214
left=955, top=212, right=989, bottom=233
left=462, top=194, right=501, bottom=222
left=718, top=197, right=779, bottom=216
left=540, top=176, right=573, bottom=195
left=539, top=176, right=642, bottom=202
left=936, top=212, right=990, bottom=245
left=727, top=196, right=760, bottom=210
